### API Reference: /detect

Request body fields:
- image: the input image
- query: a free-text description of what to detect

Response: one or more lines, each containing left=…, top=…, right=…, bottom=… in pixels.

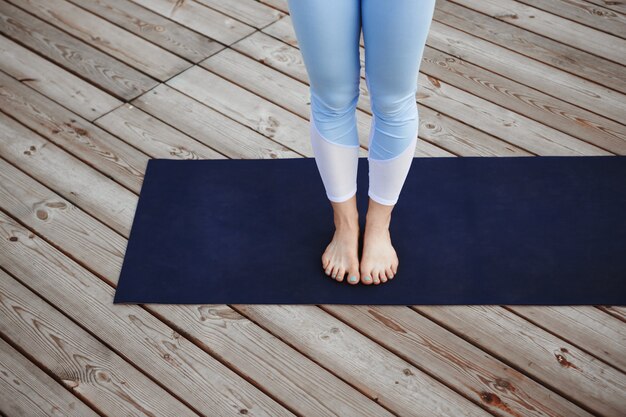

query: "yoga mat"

left=113, top=155, right=626, bottom=305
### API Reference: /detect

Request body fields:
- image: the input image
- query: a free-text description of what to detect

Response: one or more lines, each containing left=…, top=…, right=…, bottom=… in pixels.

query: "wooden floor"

left=1, top=0, right=625, bottom=415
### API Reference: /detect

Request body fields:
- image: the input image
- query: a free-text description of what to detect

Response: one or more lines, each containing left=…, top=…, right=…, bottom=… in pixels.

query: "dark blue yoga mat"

left=113, top=155, right=626, bottom=305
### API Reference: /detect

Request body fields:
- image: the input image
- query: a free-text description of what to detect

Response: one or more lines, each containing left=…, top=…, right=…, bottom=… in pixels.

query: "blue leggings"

left=287, top=0, right=436, bottom=205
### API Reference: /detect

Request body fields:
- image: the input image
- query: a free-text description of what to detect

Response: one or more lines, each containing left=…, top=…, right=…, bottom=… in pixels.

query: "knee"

left=368, top=91, right=419, bottom=160
left=309, top=84, right=360, bottom=146
left=370, top=90, right=417, bottom=123
left=311, top=82, right=359, bottom=113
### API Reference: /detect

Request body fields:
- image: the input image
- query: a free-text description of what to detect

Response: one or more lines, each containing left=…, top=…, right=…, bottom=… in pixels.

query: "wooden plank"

left=585, top=0, right=626, bottom=14
left=131, top=83, right=304, bottom=159
left=0, top=35, right=122, bottom=120
left=414, top=135, right=457, bottom=157
left=0, top=156, right=126, bottom=286
left=201, top=47, right=312, bottom=120
left=94, top=103, right=227, bottom=160
left=66, top=0, right=225, bottom=62
left=507, top=306, right=626, bottom=373
left=417, top=45, right=626, bottom=154
left=425, top=21, right=626, bottom=125
left=148, top=304, right=397, bottom=417
left=130, top=0, right=256, bottom=45
left=0, top=71, right=148, bottom=198
left=259, top=0, right=286, bottom=14
left=516, top=0, right=626, bottom=37
left=322, top=305, right=594, bottom=417
left=0, top=110, right=137, bottom=236
left=0, top=269, right=200, bottom=417
left=194, top=0, right=284, bottom=28
left=0, top=121, right=404, bottom=417
left=0, top=0, right=156, bottom=100
left=435, top=0, right=626, bottom=94
left=166, top=66, right=321, bottom=156
left=233, top=30, right=309, bottom=83
left=417, top=71, right=611, bottom=156
left=0, top=208, right=294, bottom=416
left=414, top=106, right=526, bottom=156
left=414, top=305, right=626, bottom=416
left=450, top=0, right=626, bottom=65
left=0, top=337, right=98, bottom=417
left=235, top=305, right=492, bottom=417
left=7, top=0, right=190, bottom=81
left=602, top=306, right=626, bottom=322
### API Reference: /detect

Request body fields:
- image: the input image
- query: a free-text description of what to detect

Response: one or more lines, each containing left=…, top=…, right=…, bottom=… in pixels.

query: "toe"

left=325, top=264, right=333, bottom=277
left=385, top=267, right=394, bottom=279
left=378, top=269, right=388, bottom=283
left=347, top=273, right=359, bottom=284
left=336, top=267, right=346, bottom=282
left=347, top=266, right=360, bottom=284
left=359, top=266, right=372, bottom=285
left=330, top=265, right=339, bottom=280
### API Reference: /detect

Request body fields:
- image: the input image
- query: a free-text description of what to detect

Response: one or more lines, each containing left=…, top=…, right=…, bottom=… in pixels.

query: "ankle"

left=334, top=214, right=359, bottom=231
left=365, top=211, right=390, bottom=230
left=331, top=202, right=359, bottom=230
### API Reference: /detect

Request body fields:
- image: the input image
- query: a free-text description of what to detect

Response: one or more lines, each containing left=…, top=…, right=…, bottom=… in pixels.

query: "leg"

left=360, top=0, right=435, bottom=284
left=288, top=0, right=362, bottom=202
left=287, top=0, right=362, bottom=284
left=364, top=0, right=435, bottom=205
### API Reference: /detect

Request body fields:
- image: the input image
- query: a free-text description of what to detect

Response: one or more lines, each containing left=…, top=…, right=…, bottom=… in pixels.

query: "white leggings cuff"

left=367, top=134, right=418, bottom=206
left=328, top=187, right=357, bottom=203
left=310, top=119, right=359, bottom=203
left=367, top=191, right=399, bottom=206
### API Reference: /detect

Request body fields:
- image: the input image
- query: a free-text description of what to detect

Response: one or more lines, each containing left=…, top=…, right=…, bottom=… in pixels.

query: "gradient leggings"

left=287, top=0, right=436, bottom=205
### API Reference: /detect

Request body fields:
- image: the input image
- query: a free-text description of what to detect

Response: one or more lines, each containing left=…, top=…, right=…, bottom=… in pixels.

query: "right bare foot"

left=321, top=196, right=361, bottom=284
left=359, top=197, right=398, bottom=285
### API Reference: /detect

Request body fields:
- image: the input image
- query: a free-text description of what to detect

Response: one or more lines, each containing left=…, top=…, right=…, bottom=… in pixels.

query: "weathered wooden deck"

left=1, top=0, right=625, bottom=416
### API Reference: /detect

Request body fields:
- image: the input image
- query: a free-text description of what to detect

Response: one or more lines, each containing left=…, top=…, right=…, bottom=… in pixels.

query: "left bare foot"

left=321, top=194, right=361, bottom=284
left=359, top=199, right=398, bottom=285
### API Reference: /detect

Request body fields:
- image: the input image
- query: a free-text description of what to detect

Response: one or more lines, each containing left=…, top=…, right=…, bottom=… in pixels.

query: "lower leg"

left=360, top=113, right=418, bottom=285
left=359, top=0, right=435, bottom=284
left=310, top=115, right=362, bottom=284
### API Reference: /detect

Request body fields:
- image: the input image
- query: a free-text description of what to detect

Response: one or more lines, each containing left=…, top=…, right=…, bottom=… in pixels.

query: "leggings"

left=287, top=0, right=436, bottom=205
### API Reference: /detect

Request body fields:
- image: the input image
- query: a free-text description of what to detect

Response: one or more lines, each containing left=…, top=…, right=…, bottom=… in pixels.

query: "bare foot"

left=321, top=195, right=361, bottom=285
left=360, top=198, right=398, bottom=285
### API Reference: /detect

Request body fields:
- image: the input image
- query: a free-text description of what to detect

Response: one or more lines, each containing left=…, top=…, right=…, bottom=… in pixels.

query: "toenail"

left=363, top=276, right=371, bottom=282
left=349, top=276, right=357, bottom=282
